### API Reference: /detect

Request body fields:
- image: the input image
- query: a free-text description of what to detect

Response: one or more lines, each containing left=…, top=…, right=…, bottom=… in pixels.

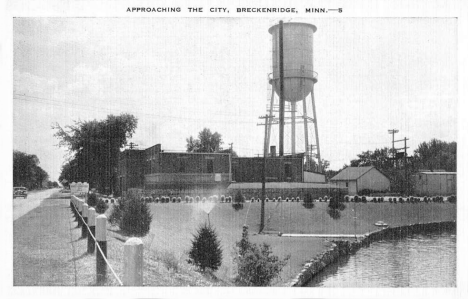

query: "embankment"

left=290, top=220, right=456, bottom=287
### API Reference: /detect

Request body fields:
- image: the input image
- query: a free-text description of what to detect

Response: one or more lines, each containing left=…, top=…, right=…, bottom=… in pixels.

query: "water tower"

left=265, top=21, right=322, bottom=172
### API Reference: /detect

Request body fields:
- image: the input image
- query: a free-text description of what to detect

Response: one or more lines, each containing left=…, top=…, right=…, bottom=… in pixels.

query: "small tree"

left=95, top=198, right=108, bottom=214
left=108, top=199, right=125, bottom=226
left=328, top=196, right=345, bottom=211
left=87, top=192, right=98, bottom=207
left=188, top=223, right=223, bottom=272
left=302, top=193, right=314, bottom=209
left=232, top=190, right=245, bottom=211
left=120, top=196, right=153, bottom=236
left=234, top=225, right=289, bottom=286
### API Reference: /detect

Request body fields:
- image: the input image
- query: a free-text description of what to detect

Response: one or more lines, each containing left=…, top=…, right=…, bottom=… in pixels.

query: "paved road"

left=13, top=188, right=62, bottom=221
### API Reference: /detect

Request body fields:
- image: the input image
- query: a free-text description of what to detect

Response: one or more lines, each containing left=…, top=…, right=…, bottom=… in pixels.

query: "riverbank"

left=290, top=221, right=456, bottom=287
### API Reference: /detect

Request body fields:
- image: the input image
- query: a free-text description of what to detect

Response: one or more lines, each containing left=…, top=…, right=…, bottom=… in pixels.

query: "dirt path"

left=13, top=195, right=79, bottom=286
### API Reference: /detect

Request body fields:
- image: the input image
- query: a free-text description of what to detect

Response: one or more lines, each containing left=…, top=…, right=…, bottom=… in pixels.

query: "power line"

left=14, top=94, right=258, bottom=124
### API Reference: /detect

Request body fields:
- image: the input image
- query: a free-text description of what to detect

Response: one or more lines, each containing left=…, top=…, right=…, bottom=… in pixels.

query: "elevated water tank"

left=269, top=22, right=317, bottom=102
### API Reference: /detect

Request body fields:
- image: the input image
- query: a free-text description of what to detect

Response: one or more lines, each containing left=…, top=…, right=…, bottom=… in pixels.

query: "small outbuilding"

left=413, top=171, right=456, bottom=196
left=330, top=166, right=390, bottom=195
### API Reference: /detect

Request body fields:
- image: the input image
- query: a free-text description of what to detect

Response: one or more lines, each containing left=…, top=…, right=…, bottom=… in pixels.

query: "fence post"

left=71, top=197, right=77, bottom=218
left=123, top=238, right=143, bottom=286
left=96, top=214, right=107, bottom=285
left=87, top=207, right=96, bottom=254
left=74, top=197, right=79, bottom=219
left=77, top=199, right=83, bottom=227
left=82, top=203, right=89, bottom=238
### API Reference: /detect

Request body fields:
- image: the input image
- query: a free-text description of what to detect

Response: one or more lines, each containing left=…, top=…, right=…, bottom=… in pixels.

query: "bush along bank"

left=290, top=220, right=456, bottom=287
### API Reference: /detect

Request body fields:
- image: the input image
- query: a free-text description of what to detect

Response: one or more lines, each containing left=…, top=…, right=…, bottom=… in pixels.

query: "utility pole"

left=278, top=20, right=285, bottom=157
left=127, top=142, right=139, bottom=149
left=388, top=129, right=399, bottom=168
left=404, top=137, right=408, bottom=195
left=394, top=137, right=409, bottom=195
left=259, top=114, right=275, bottom=233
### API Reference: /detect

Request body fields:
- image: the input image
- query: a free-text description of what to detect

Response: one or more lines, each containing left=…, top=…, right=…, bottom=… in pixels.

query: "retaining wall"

left=290, top=220, right=456, bottom=287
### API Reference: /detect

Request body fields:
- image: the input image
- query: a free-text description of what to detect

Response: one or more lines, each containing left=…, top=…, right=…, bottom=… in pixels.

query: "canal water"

left=307, top=232, right=456, bottom=287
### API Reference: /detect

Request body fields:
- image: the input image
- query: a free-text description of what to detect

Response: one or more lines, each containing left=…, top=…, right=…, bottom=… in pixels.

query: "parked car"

left=13, top=187, right=28, bottom=198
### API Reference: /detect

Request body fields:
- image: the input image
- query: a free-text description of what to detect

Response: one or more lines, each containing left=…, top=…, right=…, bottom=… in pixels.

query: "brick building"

left=118, top=143, right=325, bottom=197
left=118, top=149, right=145, bottom=192
left=143, top=144, right=231, bottom=193
left=231, top=156, right=303, bottom=183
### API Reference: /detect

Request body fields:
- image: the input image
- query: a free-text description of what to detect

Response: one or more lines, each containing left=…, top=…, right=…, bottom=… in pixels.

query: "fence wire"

left=71, top=198, right=124, bottom=286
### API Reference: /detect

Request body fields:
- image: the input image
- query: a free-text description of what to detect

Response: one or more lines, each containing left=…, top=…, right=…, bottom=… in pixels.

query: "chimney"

left=270, top=146, right=276, bottom=157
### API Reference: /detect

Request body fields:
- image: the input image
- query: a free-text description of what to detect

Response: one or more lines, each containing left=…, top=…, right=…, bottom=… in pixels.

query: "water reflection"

left=307, top=232, right=456, bottom=287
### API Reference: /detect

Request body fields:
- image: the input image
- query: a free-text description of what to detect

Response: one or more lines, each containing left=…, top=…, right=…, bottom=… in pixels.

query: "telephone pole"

left=394, top=137, right=409, bottom=195
left=127, top=142, right=139, bottom=149
left=388, top=129, right=399, bottom=168
left=258, top=114, right=275, bottom=233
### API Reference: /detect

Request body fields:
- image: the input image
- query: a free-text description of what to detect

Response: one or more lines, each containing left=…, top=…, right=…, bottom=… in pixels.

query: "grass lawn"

left=127, top=200, right=456, bottom=286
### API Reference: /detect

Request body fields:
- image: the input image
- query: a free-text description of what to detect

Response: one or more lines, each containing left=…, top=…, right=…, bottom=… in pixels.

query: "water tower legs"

left=291, top=101, right=296, bottom=154
left=310, top=84, right=322, bottom=172
left=302, top=97, right=310, bottom=164
left=266, top=89, right=275, bottom=152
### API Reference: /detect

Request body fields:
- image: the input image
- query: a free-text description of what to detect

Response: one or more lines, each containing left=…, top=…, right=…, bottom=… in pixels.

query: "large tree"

left=350, top=147, right=395, bottom=170
left=53, top=113, right=138, bottom=194
left=186, top=128, right=237, bottom=156
left=413, top=139, right=456, bottom=172
left=13, top=150, right=49, bottom=189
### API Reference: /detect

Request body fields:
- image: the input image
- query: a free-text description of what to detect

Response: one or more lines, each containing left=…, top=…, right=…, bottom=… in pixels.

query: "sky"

left=13, top=17, right=457, bottom=181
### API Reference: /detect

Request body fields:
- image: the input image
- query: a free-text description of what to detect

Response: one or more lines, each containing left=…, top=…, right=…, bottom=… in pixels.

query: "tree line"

left=13, top=150, right=50, bottom=189
left=54, top=113, right=138, bottom=195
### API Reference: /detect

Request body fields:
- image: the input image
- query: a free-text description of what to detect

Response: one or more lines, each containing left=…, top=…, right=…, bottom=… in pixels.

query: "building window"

left=346, top=182, right=349, bottom=187
left=285, top=163, right=292, bottom=178
left=207, top=159, right=214, bottom=173
left=179, top=160, right=186, bottom=172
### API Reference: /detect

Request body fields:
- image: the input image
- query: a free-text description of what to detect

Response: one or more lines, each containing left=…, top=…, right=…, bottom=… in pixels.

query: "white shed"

left=330, top=166, right=390, bottom=195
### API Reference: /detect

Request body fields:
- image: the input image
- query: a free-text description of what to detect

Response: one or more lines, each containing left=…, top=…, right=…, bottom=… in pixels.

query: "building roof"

left=419, top=172, right=456, bottom=175
left=228, top=182, right=340, bottom=190
left=330, top=166, right=378, bottom=181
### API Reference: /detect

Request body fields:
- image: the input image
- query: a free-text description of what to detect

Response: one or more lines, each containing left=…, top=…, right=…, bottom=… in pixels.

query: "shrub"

left=87, top=192, right=98, bottom=207
left=327, top=208, right=341, bottom=219
left=448, top=195, right=456, bottom=203
left=232, top=202, right=244, bottom=211
left=233, top=225, right=289, bottom=286
left=328, top=196, right=345, bottom=211
left=120, top=195, right=153, bottom=236
left=108, top=199, right=125, bottom=226
left=160, top=250, right=180, bottom=272
left=95, top=199, right=108, bottom=214
left=353, top=195, right=359, bottom=202
left=234, top=190, right=245, bottom=204
left=302, top=193, right=314, bottom=209
left=188, top=223, right=222, bottom=272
